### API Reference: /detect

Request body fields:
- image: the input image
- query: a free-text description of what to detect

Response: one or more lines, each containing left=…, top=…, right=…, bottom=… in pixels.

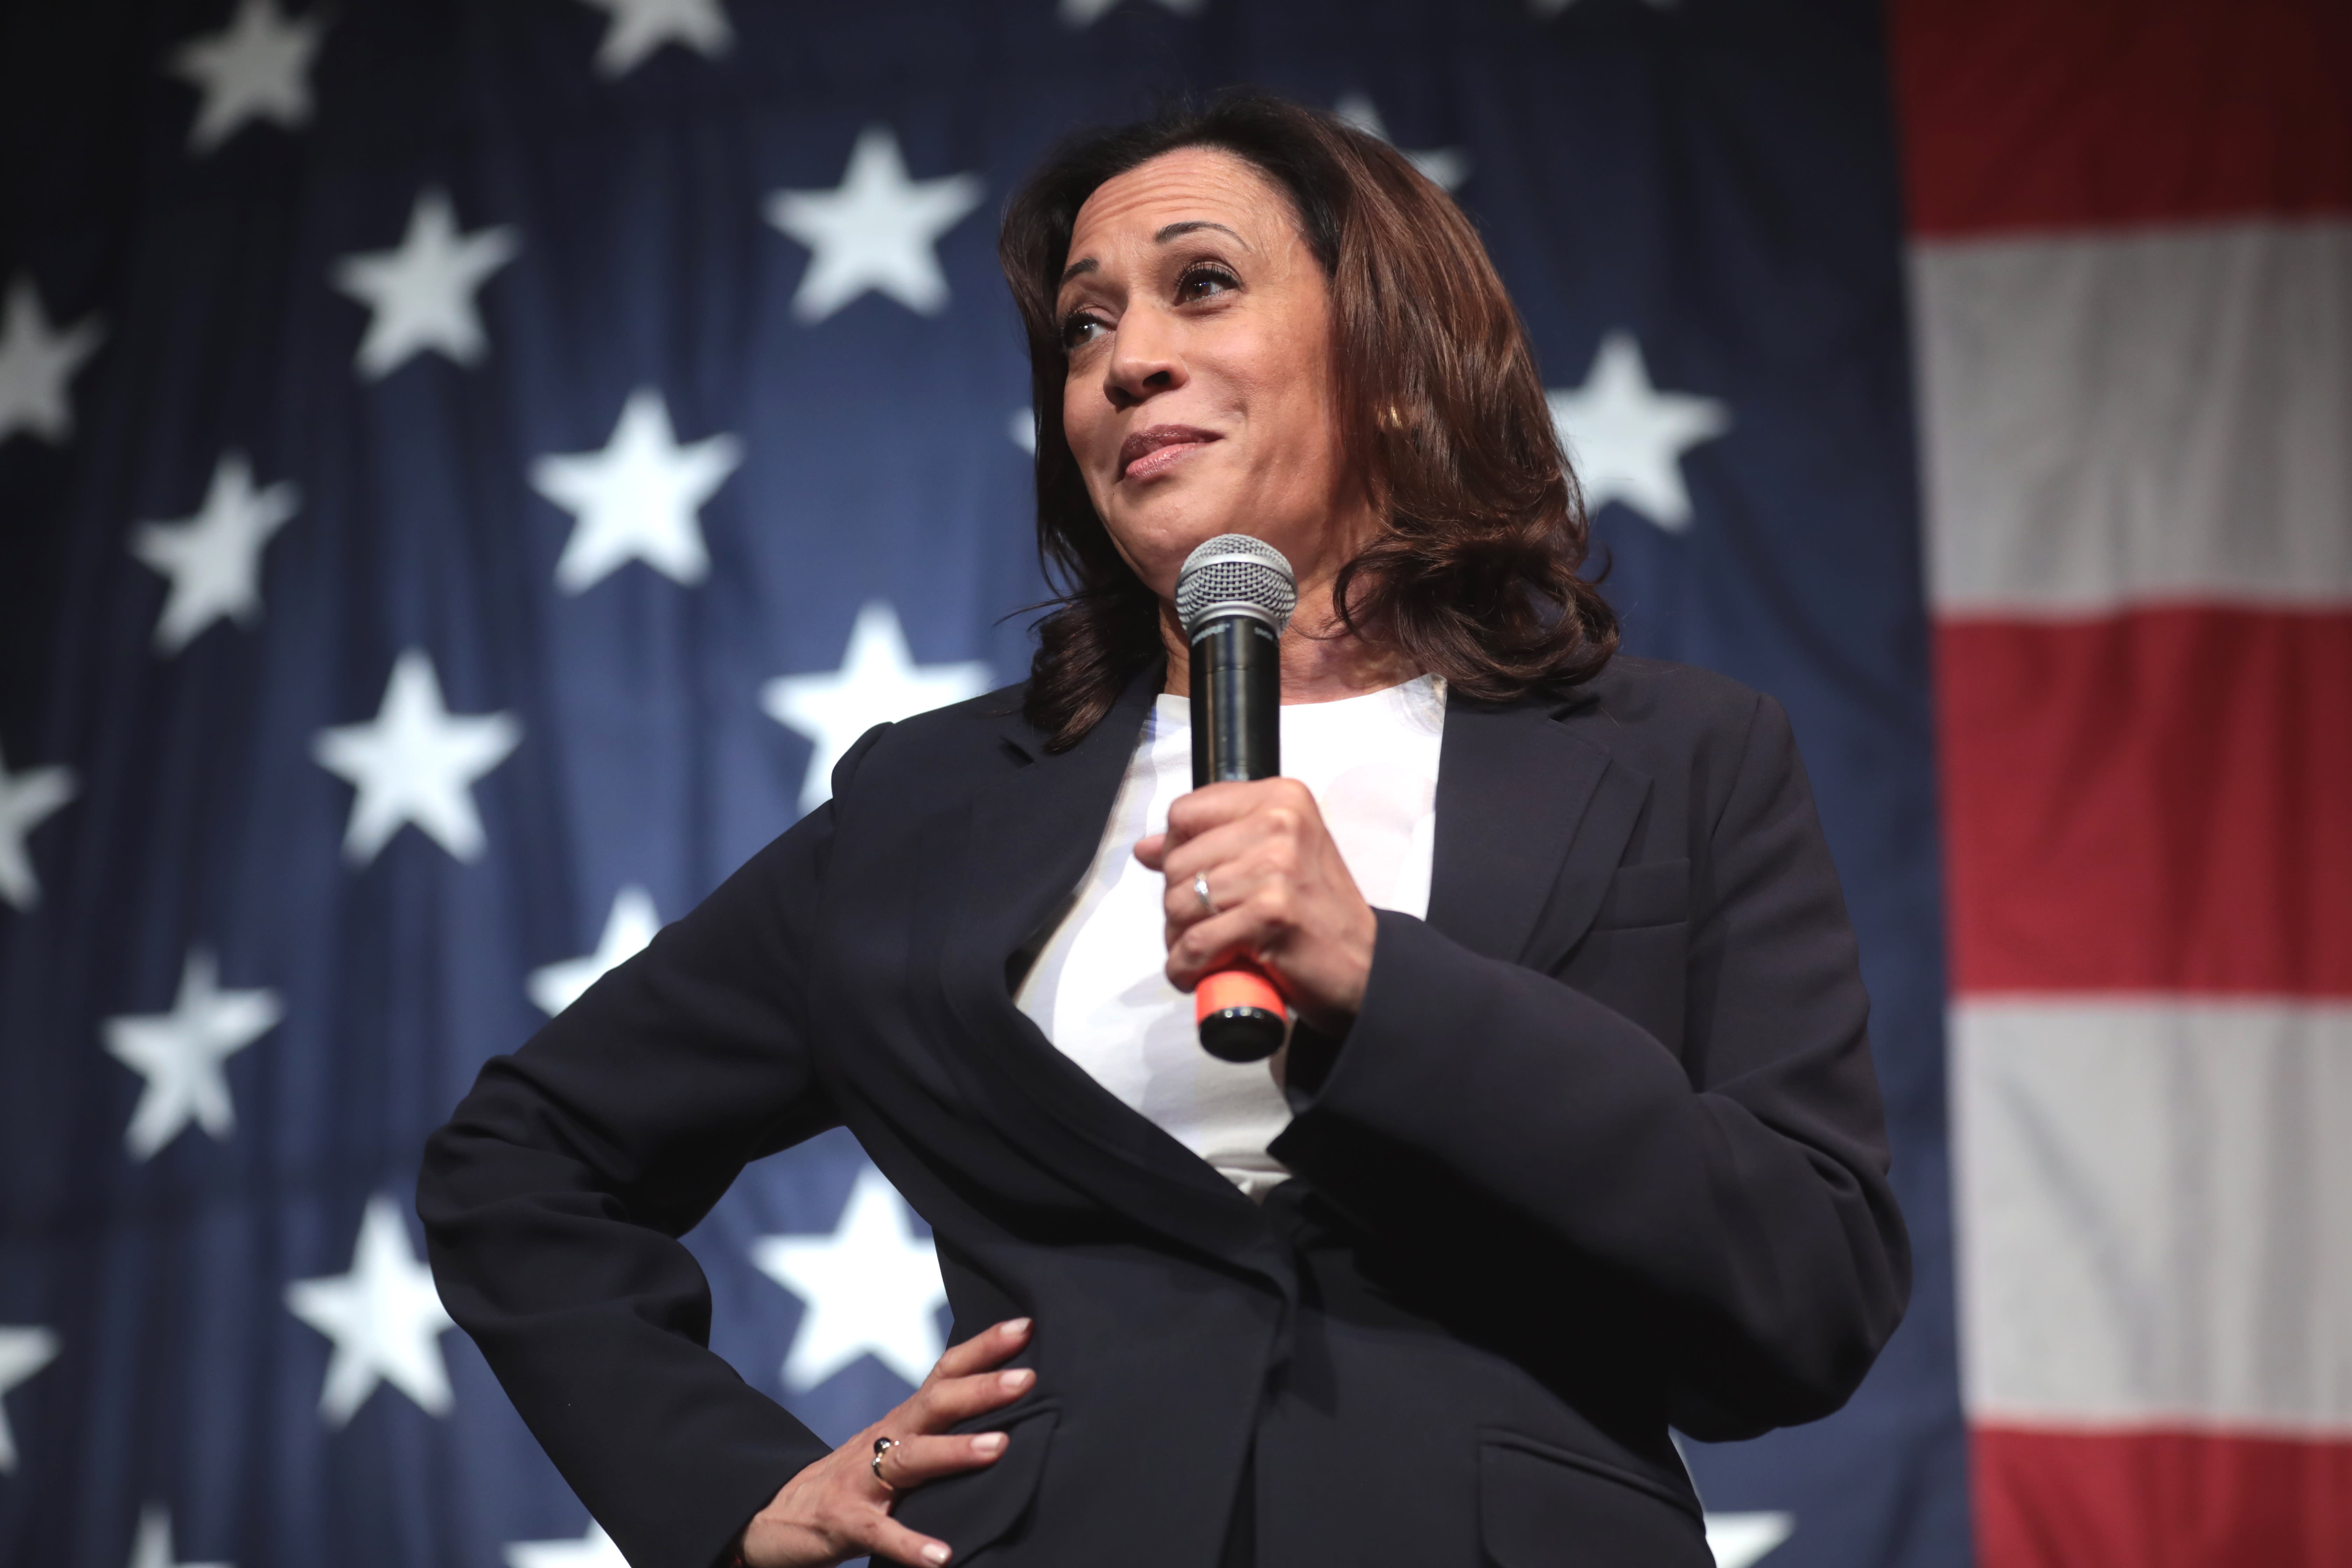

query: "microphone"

left=1174, top=534, right=1298, bottom=1063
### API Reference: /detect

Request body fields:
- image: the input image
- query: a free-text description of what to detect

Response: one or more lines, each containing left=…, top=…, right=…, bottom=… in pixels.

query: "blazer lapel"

left=1427, top=686, right=1651, bottom=969
left=930, top=662, right=1294, bottom=1283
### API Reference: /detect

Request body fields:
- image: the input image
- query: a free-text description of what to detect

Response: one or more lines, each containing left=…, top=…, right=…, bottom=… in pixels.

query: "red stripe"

left=1891, top=0, right=2352, bottom=236
left=1974, top=1426, right=2352, bottom=1568
left=1937, top=609, right=2352, bottom=996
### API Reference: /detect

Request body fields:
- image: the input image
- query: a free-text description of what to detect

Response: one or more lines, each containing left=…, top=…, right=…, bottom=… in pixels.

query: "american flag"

left=0, top=1, right=2338, bottom=1566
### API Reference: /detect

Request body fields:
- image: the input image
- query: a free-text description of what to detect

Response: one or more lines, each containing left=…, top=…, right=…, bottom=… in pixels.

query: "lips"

left=1118, top=424, right=1218, bottom=480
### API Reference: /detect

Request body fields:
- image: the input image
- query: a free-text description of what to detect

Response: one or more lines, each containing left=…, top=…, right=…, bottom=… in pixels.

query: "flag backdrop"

left=1893, top=1, right=2352, bottom=1564
left=0, top=1, right=2336, bottom=1567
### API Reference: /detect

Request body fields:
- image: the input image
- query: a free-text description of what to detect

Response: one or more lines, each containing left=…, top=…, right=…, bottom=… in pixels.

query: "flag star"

left=764, top=127, right=984, bottom=323
left=1059, top=0, right=1202, bottom=25
left=330, top=189, right=519, bottom=381
left=103, top=950, right=283, bottom=1162
left=126, top=1505, right=232, bottom=1568
left=130, top=453, right=299, bottom=656
left=1334, top=94, right=1470, bottom=192
left=168, top=0, right=326, bottom=155
left=1008, top=406, right=1036, bottom=454
left=505, top=1521, right=628, bottom=1568
left=750, top=1168, right=946, bottom=1391
left=1705, top=1511, right=1794, bottom=1568
left=530, top=389, right=741, bottom=594
left=0, top=1325, right=60, bottom=1473
left=312, top=649, right=521, bottom=867
left=0, top=275, right=104, bottom=446
left=1548, top=331, right=1731, bottom=533
left=576, top=0, right=732, bottom=76
left=761, top=602, right=993, bottom=814
left=528, top=886, right=660, bottom=1017
left=284, top=1194, right=456, bottom=1428
left=0, top=744, right=76, bottom=914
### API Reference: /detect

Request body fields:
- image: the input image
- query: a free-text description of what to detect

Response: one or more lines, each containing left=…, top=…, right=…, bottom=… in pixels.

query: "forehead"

left=1066, top=147, right=1298, bottom=257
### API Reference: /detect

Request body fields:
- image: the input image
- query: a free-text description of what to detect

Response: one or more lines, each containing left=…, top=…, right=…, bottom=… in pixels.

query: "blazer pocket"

left=1590, top=858, right=1690, bottom=931
left=1478, top=1431, right=1709, bottom=1568
left=889, top=1403, right=1058, bottom=1561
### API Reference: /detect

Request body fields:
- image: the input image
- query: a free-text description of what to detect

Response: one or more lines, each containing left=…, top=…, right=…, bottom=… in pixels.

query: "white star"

left=761, top=602, right=992, bottom=814
left=126, top=1505, right=232, bottom=1568
left=504, top=1520, right=627, bottom=1568
left=1548, top=331, right=1731, bottom=533
left=1705, top=1511, right=1794, bottom=1568
left=329, top=190, right=519, bottom=381
left=1008, top=406, right=1036, bottom=455
left=168, top=0, right=326, bottom=155
left=0, top=1325, right=59, bottom=1473
left=1334, top=94, right=1470, bottom=192
left=576, top=0, right=732, bottom=76
left=0, top=743, right=76, bottom=914
left=311, top=649, right=521, bottom=867
left=103, top=950, right=283, bottom=1162
left=130, top=453, right=299, bottom=655
left=750, top=1168, right=946, bottom=1390
left=0, top=275, right=104, bottom=446
left=530, top=389, right=741, bottom=594
left=1059, top=0, right=1202, bottom=25
left=528, top=887, right=659, bottom=1017
left=284, top=1194, right=456, bottom=1428
left=764, top=127, right=984, bottom=323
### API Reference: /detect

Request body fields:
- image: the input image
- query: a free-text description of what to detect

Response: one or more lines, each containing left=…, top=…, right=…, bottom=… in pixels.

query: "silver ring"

left=1194, top=871, right=1217, bottom=915
left=872, top=1435, right=897, bottom=1490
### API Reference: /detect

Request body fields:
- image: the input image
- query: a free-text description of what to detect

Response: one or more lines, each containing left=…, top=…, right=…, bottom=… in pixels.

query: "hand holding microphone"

left=1133, top=536, right=1379, bottom=1059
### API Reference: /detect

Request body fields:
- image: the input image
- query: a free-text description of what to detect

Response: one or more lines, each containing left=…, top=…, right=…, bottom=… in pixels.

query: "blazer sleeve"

left=415, top=724, right=891, bottom=1568
left=1269, top=693, right=1909, bottom=1439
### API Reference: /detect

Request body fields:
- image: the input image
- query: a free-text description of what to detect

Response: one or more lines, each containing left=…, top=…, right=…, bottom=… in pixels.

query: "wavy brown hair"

left=1000, top=90, right=1616, bottom=751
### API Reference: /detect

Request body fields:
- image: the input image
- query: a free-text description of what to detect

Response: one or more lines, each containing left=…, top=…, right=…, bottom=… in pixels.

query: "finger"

left=1134, top=831, right=1168, bottom=869
left=1167, top=902, right=1290, bottom=990
left=1164, top=779, right=1280, bottom=840
left=877, top=1430, right=1009, bottom=1491
left=928, top=1318, right=1030, bottom=1382
left=857, top=1516, right=954, bottom=1567
left=912, top=1366, right=1035, bottom=1428
left=1158, top=817, right=1289, bottom=899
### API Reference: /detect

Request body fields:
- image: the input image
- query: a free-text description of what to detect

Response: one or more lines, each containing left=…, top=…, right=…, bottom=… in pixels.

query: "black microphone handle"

left=1188, top=613, right=1287, bottom=1061
left=1189, top=615, right=1281, bottom=785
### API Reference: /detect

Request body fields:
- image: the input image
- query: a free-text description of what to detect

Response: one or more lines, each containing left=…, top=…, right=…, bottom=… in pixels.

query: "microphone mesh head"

left=1175, top=534, right=1298, bottom=638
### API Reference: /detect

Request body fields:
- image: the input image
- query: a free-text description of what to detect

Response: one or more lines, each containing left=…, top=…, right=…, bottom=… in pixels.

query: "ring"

left=1194, top=871, right=1217, bottom=915
left=872, top=1435, right=897, bottom=1490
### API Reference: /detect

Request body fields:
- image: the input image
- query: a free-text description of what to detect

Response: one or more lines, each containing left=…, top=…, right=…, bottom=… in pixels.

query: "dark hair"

left=1000, top=89, right=1617, bottom=750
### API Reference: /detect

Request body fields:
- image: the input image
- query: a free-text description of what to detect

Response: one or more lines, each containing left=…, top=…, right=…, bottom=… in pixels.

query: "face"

left=1057, top=148, right=1362, bottom=602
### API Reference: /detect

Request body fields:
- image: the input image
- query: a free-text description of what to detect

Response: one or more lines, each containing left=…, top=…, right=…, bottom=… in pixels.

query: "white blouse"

left=1014, top=676, right=1446, bottom=1200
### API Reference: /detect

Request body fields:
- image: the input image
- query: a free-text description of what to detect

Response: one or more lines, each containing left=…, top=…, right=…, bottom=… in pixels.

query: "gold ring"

left=872, top=1435, right=897, bottom=1490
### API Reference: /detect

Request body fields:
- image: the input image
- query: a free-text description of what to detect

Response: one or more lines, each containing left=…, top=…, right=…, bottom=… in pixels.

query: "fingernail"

left=973, top=1432, right=1006, bottom=1455
left=1001, top=1368, right=1034, bottom=1390
left=1002, top=1317, right=1031, bottom=1335
left=923, top=1545, right=951, bottom=1566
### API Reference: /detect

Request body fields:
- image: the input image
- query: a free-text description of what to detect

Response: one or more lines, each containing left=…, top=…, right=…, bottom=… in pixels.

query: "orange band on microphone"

left=1195, top=966, right=1285, bottom=1022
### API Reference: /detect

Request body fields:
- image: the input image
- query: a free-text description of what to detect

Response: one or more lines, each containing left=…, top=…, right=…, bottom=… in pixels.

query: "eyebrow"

left=1058, top=220, right=1246, bottom=287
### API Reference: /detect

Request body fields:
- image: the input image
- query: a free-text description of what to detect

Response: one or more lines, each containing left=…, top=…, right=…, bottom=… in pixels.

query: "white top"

left=1014, top=675, right=1446, bottom=1200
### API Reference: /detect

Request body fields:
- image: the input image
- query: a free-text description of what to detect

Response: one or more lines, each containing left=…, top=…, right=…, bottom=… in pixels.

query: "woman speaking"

left=419, top=91, right=1909, bottom=1568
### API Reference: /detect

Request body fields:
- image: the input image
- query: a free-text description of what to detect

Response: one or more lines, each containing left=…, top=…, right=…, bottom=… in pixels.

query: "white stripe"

left=1912, top=221, right=2352, bottom=615
left=1953, top=997, right=2352, bottom=1434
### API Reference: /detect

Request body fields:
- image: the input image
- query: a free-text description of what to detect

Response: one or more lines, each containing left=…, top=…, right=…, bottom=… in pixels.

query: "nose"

left=1102, top=303, right=1185, bottom=411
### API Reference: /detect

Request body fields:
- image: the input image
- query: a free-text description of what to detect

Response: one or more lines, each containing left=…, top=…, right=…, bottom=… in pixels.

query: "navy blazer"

left=417, top=653, right=1910, bottom=1568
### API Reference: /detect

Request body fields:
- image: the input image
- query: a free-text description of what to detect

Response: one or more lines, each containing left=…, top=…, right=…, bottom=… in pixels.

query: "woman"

left=419, top=92, right=1908, bottom=1568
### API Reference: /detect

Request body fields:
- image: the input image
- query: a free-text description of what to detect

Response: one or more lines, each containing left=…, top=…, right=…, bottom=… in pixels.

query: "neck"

left=1158, top=580, right=1419, bottom=704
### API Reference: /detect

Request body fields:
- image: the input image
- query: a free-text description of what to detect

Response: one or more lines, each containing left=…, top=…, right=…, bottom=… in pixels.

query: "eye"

left=1177, top=263, right=1238, bottom=303
left=1059, top=310, right=1107, bottom=351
